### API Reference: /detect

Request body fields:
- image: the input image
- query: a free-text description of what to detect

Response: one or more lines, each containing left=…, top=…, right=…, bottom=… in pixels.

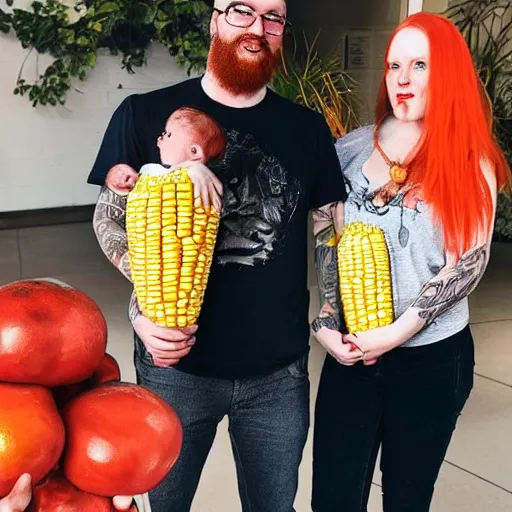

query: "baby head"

left=157, top=106, right=227, bottom=167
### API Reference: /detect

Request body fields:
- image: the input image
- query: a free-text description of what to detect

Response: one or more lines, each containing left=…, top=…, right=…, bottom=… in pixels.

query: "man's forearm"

left=93, top=187, right=132, bottom=281
left=311, top=202, right=345, bottom=332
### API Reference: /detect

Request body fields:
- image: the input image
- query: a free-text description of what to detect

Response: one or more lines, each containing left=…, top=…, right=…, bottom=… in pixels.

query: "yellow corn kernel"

left=126, top=167, right=220, bottom=327
left=337, top=222, right=394, bottom=333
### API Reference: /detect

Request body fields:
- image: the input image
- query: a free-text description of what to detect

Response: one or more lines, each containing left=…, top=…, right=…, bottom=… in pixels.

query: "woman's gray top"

left=335, top=125, right=469, bottom=347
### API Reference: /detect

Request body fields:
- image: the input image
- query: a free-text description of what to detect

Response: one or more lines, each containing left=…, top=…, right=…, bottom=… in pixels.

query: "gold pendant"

left=389, top=163, right=408, bottom=185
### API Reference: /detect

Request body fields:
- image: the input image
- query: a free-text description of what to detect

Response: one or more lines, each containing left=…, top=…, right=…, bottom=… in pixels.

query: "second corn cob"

left=126, top=167, right=220, bottom=328
left=337, top=221, right=394, bottom=333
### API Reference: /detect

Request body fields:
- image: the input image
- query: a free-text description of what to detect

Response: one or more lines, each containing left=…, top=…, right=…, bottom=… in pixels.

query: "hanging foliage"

left=1, top=0, right=362, bottom=141
left=0, top=0, right=211, bottom=107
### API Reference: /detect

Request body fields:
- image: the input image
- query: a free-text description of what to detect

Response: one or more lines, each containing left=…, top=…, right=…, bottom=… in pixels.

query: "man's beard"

left=208, top=34, right=282, bottom=95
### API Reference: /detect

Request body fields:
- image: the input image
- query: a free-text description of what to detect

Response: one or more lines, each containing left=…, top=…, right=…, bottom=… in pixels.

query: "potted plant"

left=271, top=31, right=362, bottom=139
left=446, top=0, right=512, bottom=241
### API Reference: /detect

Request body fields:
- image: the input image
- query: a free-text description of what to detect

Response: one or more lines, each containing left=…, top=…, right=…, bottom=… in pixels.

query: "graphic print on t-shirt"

left=210, top=129, right=301, bottom=267
left=345, top=174, right=425, bottom=249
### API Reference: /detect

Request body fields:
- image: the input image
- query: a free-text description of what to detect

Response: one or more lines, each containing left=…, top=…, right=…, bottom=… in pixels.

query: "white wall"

left=408, top=0, right=424, bottom=15
left=422, top=0, right=449, bottom=13
left=0, top=29, right=189, bottom=212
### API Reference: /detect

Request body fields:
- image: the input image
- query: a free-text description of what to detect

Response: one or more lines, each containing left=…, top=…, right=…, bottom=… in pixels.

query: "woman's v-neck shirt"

left=335, top=125, right=469, bottom=347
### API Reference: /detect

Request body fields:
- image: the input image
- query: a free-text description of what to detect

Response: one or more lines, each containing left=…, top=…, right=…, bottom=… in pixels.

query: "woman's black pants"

left=312, top=325, right=474, bottom=512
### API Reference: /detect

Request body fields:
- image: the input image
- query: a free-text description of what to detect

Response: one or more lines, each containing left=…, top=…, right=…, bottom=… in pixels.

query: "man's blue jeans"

left=134, top=335, right=310, bottom=512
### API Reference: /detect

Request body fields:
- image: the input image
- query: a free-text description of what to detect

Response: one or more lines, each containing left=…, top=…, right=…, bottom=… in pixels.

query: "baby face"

left=157, top=118, right=203, bottom=166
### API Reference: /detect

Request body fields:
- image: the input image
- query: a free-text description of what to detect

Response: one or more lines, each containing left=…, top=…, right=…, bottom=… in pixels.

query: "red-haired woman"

left=310, top=11, right=511, bottom=512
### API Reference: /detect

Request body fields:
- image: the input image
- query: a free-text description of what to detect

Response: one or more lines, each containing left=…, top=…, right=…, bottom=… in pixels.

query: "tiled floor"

left=1, top=223, right=511, bottom=511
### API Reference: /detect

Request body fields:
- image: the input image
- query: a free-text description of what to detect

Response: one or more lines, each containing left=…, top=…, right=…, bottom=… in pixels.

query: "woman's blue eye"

left=415, top=61, right=427, bottom=70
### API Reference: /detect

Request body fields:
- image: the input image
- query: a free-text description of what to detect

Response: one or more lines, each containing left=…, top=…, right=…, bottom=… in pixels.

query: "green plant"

left=0, top=0, right=211, bottom=107
left=271, top=31, right=362, bottom=138
left=494, top=193, right=512, bottom=241
left=446, top=1, right=512, bottom=148
left=446, top=0, right=512, bottom=241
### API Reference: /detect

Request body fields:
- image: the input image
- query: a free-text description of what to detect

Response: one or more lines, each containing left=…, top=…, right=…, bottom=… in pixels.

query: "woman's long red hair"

left=375, top=12, right=511, bottom=257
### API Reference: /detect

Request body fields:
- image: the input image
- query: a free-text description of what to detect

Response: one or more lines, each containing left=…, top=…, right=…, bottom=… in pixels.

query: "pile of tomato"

left=0, top=279, right=182, bottom=511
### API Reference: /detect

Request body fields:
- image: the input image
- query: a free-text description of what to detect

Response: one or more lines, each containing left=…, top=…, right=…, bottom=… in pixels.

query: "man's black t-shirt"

left=88, top=77, right=347, bottom=379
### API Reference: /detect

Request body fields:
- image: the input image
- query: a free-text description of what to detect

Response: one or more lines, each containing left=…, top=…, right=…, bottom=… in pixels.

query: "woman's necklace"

left=373, top=124, right=410, bottom=185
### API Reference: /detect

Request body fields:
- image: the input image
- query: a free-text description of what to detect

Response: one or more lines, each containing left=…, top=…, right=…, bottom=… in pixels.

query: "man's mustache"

left=236, top=34, right=270, bottom=48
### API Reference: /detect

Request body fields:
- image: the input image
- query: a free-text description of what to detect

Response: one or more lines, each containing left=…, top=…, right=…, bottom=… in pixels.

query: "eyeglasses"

left=213, top=2, right=289, bottom=36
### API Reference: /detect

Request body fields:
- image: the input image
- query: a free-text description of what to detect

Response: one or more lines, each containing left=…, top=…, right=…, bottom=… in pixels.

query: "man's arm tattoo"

left=311, top=202, right=344, bottom=332
left=93, top=187, right=132, bottom=281
left=411, top=244, right=489, bottom=325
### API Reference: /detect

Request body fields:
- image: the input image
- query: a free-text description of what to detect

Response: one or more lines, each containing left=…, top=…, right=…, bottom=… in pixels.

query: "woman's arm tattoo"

left=311, top=202, right=344, bottom=332
left=411, top=244, right=489, bottom=325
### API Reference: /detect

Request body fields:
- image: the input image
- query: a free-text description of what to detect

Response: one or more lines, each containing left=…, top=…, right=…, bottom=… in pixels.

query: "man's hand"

left=314, top=326, right=364, bottom=366
left=0, top=474, right=31, bottom=512
left=133, top=315, right=198, bottom=367
left=184, top=162, right=223, bottom=213
left=105, top=164, right=139, bottom=196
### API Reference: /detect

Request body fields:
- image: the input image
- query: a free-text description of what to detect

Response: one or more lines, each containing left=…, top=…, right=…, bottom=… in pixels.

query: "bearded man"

left=87, top=1, right=347, bottom=510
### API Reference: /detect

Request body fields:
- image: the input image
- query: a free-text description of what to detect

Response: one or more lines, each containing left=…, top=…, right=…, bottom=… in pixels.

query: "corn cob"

left=337, top=222, right=394, bottom=333
left=125, top=167, right=220, bottom=328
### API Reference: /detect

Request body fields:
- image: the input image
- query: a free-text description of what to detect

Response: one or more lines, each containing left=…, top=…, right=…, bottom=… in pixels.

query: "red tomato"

left=28, top=471, right=140, bottom=511
left=28, top=471, right=113, bottom=512
left=62, top=382, right=183, bottom=496
left=53, top=353, right=121, bottom=409
left=0, top=280, right=108, bottom=387
left=90, top=353, right=121, bottom=387
left=0, top=383, right=65, bottom=498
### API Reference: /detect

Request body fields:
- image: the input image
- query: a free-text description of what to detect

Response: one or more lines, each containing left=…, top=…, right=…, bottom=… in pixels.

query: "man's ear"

left=210, top=12, right=219, bottom=37
left=189, top=145, right=205, bottom=162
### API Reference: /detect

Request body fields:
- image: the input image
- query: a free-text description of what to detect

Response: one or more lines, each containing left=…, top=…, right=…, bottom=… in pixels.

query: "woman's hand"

left=314, top=326, right=365, bottom=366
left=344, top=324, right=401, bottom=365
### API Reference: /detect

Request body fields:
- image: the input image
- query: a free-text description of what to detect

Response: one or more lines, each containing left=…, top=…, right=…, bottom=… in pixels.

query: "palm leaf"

left=445, top=0, right=512, bottom=240
left=270, top=30, right=361, bottom=138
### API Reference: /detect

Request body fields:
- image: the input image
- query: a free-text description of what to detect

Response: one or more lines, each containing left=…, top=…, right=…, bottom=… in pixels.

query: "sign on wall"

left=344, top=31, right=372, bottom=69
